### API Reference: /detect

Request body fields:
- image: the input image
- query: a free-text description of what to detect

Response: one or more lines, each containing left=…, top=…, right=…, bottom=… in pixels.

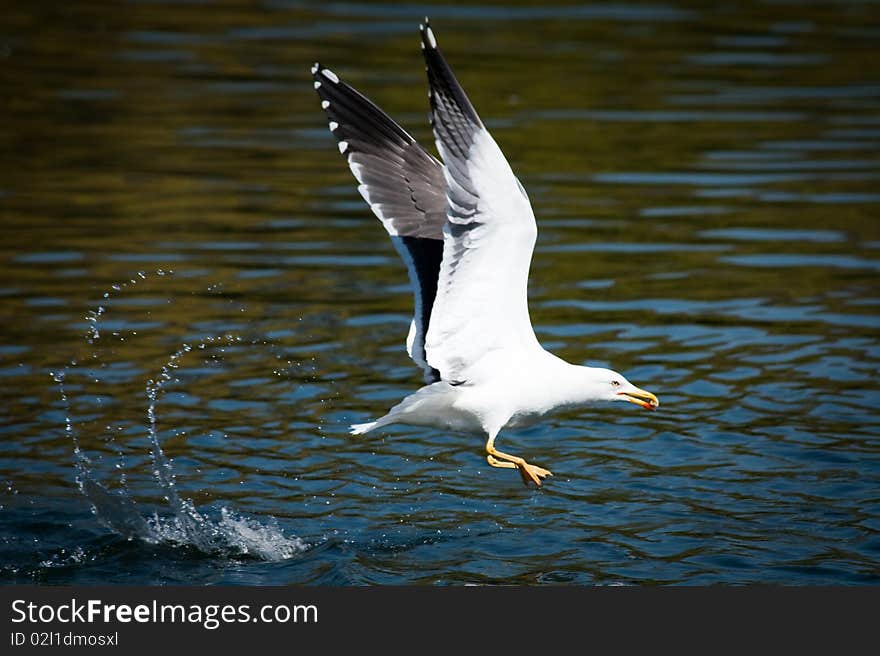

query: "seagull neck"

left=533, top=356, right=605, bottom=407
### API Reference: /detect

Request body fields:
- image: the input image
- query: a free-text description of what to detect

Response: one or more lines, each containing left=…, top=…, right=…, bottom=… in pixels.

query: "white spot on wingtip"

left=313, top=80, right=321, bottom=89
left=311, top=63, right=319, bottom=75
left=338, top=141, right=349, bottom=154
left=329, top=121, right=338, bottom=131
left=321, top=100, right=330, bottom=109
left=426, top=26, right=437, bottom=49
left=321, top=68, right=339, bottom=83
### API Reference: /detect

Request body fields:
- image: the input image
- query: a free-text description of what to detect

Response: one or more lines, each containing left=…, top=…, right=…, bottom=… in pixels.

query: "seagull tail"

left=349, top=410, right=399, bottom=435
left=350, top=421, right=378, bottom=435
left=349, top=382, right=455, bottom=437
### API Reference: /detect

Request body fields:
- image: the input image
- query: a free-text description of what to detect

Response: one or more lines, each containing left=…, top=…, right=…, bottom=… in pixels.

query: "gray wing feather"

left=313, top=63, right=445, bottom=381
left=312, top=63, right=447, bottom=239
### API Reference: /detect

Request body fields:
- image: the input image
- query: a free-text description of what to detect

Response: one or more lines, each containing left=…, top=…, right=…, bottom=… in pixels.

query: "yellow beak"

left=617, top=388, right=659, bottom=410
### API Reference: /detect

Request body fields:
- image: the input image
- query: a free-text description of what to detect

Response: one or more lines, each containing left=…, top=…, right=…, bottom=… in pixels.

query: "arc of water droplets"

left=100, top=270, right=174, bottom=487
left=54, top=269, right=174, bottom=492
left=86, top=269, right=171, bottom=344
left=145, top=334, right=242, bottom=509
left=142, top=330, right=312, bottom=559
left=51, top=269, right=310, bottom=558
left=50, top=369, right=92, bottom=496
left=145, top=343, right=190, bottom=509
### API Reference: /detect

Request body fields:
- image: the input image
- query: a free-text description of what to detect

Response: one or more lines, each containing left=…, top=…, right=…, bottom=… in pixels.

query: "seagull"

left=312, top=20, right=659, bottom=486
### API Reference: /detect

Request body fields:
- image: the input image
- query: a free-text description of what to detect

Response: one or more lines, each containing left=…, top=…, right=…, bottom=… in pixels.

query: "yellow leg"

left=485, top=434, right=552, bottom=486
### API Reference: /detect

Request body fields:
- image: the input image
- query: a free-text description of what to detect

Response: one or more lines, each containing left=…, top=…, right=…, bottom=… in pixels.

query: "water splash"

left=144, top=505, right=307, bottom=560
left=52, top=270, right=309, bottom=562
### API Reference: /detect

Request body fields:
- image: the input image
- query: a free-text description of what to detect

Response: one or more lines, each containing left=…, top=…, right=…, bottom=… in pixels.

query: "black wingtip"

left=312, top=63, right=342, bottom=88
left=420, top=18, right=484, bottom=136
left=419, top=18, right=437, bottom=50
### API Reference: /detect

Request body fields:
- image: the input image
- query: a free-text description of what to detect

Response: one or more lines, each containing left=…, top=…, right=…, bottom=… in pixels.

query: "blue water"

left=1, top=0, right=879, bottom=584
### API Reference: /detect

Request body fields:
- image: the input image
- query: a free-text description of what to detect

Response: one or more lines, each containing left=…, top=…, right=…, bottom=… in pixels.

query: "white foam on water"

left=144, top=503, right=307, bottom=561
left=39, top=546, right=89, bottom=570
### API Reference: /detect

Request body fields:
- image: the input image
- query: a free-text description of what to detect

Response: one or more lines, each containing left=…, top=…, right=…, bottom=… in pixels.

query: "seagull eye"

left=611, top=380, right=621, bottom=388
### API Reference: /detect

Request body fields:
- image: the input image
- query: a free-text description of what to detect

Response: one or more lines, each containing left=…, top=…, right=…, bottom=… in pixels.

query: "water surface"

left=1, top=0, right=879, bottom=585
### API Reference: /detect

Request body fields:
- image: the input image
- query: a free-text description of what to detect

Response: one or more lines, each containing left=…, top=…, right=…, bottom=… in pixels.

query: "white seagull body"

left=313, top=20, right=658, bottom=485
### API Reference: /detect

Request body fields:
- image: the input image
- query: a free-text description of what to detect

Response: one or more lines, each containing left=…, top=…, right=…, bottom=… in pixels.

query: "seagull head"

left=586, top=368, right=659, bottom=410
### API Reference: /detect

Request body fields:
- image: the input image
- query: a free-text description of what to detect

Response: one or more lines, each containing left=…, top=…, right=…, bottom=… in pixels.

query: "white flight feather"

left=425, top=128, right=541, bottom=383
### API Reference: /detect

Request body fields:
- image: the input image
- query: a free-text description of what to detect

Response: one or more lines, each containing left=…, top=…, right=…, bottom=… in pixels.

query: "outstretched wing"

left=420, top=21, right=542, bottom=383
left=312, top=63, right=446, bottom=382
